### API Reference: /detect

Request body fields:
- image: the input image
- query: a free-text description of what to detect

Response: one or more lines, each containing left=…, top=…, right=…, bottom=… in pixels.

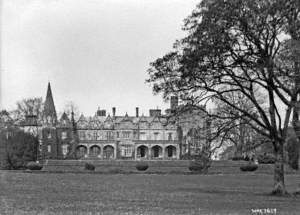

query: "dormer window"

left=47, top=116, right=51, bottom=123
left=61, top=131, right=67, bottom=140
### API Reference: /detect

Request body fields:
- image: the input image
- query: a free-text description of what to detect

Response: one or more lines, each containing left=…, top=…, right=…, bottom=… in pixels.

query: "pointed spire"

left=43, top=82, right=57, bottom=124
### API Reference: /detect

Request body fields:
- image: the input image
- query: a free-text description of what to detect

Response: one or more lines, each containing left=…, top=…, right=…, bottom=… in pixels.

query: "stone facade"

left=20, top=83, right=209, bottom=161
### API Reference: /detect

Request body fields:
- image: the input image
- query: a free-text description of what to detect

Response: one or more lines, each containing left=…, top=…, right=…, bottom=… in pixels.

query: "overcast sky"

left=0, top=0, right=199, bottom=117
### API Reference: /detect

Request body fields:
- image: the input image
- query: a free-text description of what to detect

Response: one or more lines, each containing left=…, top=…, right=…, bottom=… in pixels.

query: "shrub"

left=84, top=163, right=95, bottom=171
left=257, top=154, right=276, bottom=164
left=231, top=156, right=244, bottom=161
left=26, top=161, right=43, bottom=170
left=240, top=163, right=258, bottom=172
left=189, top=162, right=205, bottom=172
left=231, top=156, right=250, bottom=161
left=136, top=162, right=149, bottom=171
left=1, top=130, right=39, bottom=170
left=188, top=156, right=210, bottom=173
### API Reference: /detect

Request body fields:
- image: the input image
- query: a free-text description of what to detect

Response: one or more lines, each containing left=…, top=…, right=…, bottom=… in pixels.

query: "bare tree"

left=11, top=97, right=43, bottom=122
left=61, top=101, right=80, bottom=121
left=147, top=0, right=300, bottom=195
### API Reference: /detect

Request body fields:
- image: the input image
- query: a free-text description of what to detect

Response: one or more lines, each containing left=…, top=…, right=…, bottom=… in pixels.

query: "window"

left=133, top=131, right=138, bottom=139
left=47, top=145, right=51, bottom=152
left=61, top=131, right=67, bottom=140
left=47, top=132, right=52, bottom=139
left=121, top=145, right=133, bottom=157
left=90, top=146, right=100, bottom=157
left=139, top=132, right=146, bottom=140
left=168, top=133, right=173, bottom=141
left=107, top=131, right=113, bottom=140
left=123, top=131, right=130, bottom=138
left=86, top=131, right=92, bottom=140
left=93, top=131, right=99, bottom=140
left=62, top=145, right=68, bottom=156
left=116, top=132, right=120, bottom=138
left=79, top=131, right=85, bottom=140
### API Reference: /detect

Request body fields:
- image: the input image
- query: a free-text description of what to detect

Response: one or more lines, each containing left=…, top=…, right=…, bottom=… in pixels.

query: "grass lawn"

left=0, top=172, right=299, bottom=215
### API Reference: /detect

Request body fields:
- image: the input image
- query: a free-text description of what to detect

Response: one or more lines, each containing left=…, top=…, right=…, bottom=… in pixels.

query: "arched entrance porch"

left=137, top=145, right=148, bottom=159
left=89, top=145, right=101, bottom=158
left=151, top=145, right=162, bottom=159
left=165, top=145, right=177, bottom=159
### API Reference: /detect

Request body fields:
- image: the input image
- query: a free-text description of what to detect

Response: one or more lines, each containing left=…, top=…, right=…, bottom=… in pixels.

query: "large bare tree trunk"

left=272, top=142, right=287, bottom=195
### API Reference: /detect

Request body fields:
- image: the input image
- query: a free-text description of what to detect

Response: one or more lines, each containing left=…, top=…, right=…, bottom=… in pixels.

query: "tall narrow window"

left=79, top=131, right=85, bottom=140
left=61, top=131, right=67, bottom=140
left=47, top=145, right=51, bottom=152
left=121, top=145, right=133, bottom=157
left=62, top=144, right=68, bottom=156
left=123, top=131, right=130, bottom=138
left=139, top=132, right=146, bottom=140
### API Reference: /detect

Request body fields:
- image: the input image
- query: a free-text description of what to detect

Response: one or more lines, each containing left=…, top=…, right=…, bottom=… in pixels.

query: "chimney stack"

left=149, top=109, right=161, bottom=117
left=136, top=107, right=139, bottom=117
left=112, top=107, right=116, bottom=117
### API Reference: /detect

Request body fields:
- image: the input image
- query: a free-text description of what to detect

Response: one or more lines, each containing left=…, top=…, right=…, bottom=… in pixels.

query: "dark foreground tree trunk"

left=272, top=143, right=287, bottom=195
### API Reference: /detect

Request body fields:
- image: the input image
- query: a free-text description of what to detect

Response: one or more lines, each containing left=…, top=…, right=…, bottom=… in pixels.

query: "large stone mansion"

left=21, top=83, right=210, bottom=161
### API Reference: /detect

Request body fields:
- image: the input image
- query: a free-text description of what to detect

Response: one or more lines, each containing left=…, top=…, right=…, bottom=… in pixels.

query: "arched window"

left=151, top=145, right=162, bottom=158
left=137, top=145, right=148, bottom=158
left=103, top=145, right=114, bottom=159
left=76, top=145, right=87, bottom=158
left=166, top=145, right=176, bottom=158
left=89, top=145, right=101, bottom=157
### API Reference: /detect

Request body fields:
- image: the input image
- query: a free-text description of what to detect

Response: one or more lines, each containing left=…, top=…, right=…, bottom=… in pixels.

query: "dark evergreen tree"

left=1, top=129, right=38, bottom=169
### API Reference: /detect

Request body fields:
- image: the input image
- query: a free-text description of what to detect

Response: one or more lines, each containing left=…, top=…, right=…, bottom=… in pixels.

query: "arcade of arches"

left=75, top=144, right=178, bottom=160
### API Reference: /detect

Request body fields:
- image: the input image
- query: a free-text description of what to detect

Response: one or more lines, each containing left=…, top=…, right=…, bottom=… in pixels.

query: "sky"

left=0, top=0, right=199, bottom=117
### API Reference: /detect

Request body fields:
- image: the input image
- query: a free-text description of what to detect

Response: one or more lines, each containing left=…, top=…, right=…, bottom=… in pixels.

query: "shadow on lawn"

left=176, top=187, right=297, bottom=199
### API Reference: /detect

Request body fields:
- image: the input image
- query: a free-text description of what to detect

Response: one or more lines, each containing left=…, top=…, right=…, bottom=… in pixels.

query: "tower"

left=41, top=82, right=58, bottom=160
left=43, top=82, right=57, bottom=125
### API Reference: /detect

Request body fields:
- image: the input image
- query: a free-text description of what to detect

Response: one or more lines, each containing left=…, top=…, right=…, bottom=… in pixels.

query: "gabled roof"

left=104, top=115, right=114, bottom=129
left=78, top=114, right=86, bottom=122
left=121, top=112, right=132, bottom=122
left=105, top=114, right=113, bottom=122
left=151, top=115, right=161, bottom=123
left=90, top=115, right=103, bottom=129
left=77, top=114, right=88, bottom=129
left=138, top=114, right=149, bottom=122
left=57, top=112, right=72, bottom=128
